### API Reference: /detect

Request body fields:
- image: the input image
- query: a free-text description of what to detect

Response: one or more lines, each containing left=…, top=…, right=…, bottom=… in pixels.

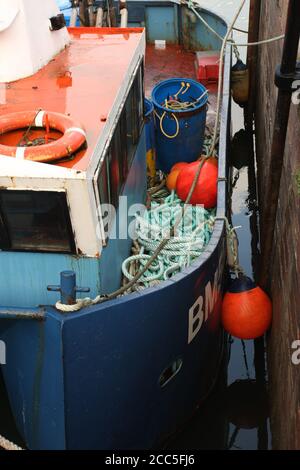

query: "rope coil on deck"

left=121, top=191, right=215, bottom=288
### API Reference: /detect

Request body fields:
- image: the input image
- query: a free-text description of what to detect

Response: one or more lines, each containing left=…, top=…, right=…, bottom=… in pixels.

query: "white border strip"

left=65, top=127, right=86, bottom=138
left=34, top=110, right=45, bottom=128
left=15, top=147, right=26, bottom=160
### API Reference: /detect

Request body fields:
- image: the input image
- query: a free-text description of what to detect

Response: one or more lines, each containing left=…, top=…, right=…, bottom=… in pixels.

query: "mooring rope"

left=186, top=0, right=285, bottom=154
left=208, top=0, right=247, bottom=155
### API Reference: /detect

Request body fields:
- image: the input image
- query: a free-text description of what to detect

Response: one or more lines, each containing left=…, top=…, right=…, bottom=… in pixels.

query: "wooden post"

left=245, top=0, right=261, bottom=130
left=259, top=0, right=300, bottom=290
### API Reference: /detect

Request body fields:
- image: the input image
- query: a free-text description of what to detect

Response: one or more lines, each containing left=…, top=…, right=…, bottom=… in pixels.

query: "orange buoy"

left=175, top=158, right=218, bottom=208
left=166, top=169, right=181, bottom=191
left=0, top=110, right=86, bottom=163
left=221, top=276, right=272, bottom=340
left=170, top=162, right=189, bottom=172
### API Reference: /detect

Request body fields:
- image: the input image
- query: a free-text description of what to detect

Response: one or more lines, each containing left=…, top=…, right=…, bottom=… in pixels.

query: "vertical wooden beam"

left=245, top=0, right=261, bottom=130
left=259, top=0, right=300, bottom=290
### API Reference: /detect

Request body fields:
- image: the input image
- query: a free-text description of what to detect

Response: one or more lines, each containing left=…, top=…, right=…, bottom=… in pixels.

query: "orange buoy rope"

left=0, top=110, right=86, bottom=163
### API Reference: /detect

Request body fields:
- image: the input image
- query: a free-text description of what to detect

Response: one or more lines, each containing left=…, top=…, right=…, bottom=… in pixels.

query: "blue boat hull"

left=0, top=231, right=226, bottom=449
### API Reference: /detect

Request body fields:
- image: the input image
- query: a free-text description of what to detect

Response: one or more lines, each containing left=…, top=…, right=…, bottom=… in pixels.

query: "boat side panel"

left=0, top=312, right=66, bottom=449
left=181, top=6, right=227, bottom=51
left=145, top=6, right=178, bottom=44
left=62, top=235, right=226, bottom=449
left=0, top=252, right=101, bottom=308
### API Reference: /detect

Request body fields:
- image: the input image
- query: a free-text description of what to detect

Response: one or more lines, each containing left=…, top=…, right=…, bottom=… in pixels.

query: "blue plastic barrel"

left=144, top=98, right=156, bottom=179
left=151, top=78, right=208, bottom=173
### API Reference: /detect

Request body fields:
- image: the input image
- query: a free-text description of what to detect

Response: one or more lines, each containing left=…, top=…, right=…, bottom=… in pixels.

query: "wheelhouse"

left=0, top=27, right=146, bottom=307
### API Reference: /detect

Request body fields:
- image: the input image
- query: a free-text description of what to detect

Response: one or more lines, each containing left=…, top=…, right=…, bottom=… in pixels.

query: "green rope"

left=122, top=192, right=215, bottom=288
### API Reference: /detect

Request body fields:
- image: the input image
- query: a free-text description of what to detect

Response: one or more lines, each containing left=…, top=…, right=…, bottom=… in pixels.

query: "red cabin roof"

left=0, top=27, right=144, bottom=172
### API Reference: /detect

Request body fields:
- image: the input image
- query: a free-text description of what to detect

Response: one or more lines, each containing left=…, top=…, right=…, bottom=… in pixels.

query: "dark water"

left=166, top=102, right=271, bottom=450
left=0, top=101, right=270, bottom=451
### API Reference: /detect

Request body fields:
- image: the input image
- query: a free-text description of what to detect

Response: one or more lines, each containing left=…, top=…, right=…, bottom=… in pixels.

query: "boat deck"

left=0, top=33, right=218, bottom=174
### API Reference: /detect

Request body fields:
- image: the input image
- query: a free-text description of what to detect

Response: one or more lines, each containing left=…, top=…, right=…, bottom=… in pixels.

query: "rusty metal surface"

left=0, top=309, right=45, bottom=320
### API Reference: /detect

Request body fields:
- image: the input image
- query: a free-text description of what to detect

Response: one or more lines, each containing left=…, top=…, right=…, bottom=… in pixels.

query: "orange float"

left=166, top=169, right=181, bottom=191
left=221, top=276, right=272, bottom=340
left=175, top=158, right=218, bottom=208
left=170, top=162, right=189, bottom=172
left=0, top=110, right=86, bottom=163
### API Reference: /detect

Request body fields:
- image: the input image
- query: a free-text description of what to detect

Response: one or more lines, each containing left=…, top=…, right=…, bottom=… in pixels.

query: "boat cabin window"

left=97, top=62, right=144, bottom=212
left=0, top=190, right=75, bottom=253
left=126, top=65, right=144, bottom=168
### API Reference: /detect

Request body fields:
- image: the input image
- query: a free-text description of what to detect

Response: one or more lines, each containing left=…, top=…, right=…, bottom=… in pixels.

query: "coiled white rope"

left=122, top=192, right=215, bottom=288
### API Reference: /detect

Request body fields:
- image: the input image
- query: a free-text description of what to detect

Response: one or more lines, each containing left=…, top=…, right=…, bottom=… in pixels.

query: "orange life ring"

left=0, top=110, right=86, bottom=163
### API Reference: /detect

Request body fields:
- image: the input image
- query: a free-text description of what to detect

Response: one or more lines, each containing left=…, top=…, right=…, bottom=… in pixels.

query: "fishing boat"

left=0, top=0, right=231, bottom=449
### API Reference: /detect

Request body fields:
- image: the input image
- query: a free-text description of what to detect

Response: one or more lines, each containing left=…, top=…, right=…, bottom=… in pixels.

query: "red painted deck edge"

left=68, top=27, right=144, bottom=35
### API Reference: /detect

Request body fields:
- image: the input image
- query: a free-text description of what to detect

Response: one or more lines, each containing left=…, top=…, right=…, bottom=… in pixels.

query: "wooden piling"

left=255, top=0, right=300, bottom=449
left=259, top=0, right=300, bottom=290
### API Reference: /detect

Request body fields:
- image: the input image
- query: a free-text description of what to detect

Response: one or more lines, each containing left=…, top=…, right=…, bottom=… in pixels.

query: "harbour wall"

left=255, top=0, right=300, bottom=450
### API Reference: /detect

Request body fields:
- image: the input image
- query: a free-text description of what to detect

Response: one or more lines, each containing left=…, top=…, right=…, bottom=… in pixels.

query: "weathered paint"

left=0, top=309, right=45, bottom=321
left=145, top=6, right=178, bottom=44
left=181, top=6, right=227, bottom=52
left=125, top=2, right=227, bottom=51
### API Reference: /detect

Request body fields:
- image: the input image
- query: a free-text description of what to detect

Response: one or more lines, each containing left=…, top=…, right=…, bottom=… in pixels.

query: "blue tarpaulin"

left=56, top=0, right=71, bottom=9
